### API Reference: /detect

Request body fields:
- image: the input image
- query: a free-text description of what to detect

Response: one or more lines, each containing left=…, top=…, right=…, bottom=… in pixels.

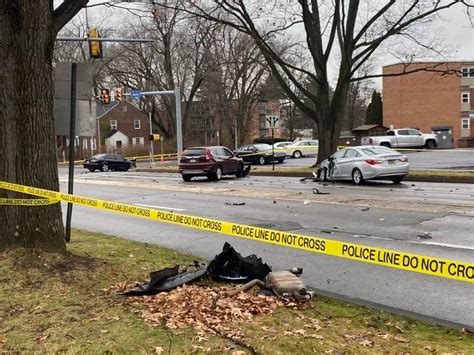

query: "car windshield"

left=361, top=146, right=396, bottom=156
left=183, top=148, right=207, bottom=156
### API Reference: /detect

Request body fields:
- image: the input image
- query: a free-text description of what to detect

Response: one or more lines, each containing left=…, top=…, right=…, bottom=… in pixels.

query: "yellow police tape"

left=1, top=180, right=472, bottom=283
left=0, top=198, right=59, bottom=206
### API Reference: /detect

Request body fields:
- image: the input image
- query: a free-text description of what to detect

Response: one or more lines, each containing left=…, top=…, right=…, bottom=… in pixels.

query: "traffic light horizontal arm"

left=57, top=37, right=155, bottom=43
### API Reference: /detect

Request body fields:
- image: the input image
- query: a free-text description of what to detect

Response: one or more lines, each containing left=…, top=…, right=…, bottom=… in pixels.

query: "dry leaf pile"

left=123, top=284, right=309, bottom=338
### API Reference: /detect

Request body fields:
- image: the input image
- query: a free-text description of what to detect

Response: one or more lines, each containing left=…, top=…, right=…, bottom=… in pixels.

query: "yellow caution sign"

left=0, top=180, right=472, bottom=283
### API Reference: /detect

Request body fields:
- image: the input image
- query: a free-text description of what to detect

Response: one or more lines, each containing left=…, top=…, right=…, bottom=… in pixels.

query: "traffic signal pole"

left=149, top=111, right=154, bottom=166
left=126, top=89, right=183, bottom=160
left=65, top=63, right=77, bottom=243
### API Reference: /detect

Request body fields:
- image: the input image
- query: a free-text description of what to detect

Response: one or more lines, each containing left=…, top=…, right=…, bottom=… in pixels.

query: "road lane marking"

left=135, top=203, right=185, bottom=212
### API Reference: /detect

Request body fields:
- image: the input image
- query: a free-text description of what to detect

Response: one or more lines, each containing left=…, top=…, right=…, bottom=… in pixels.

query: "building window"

left=110, top=120, right=117, bottom=130
left=462, top=92, right=470, bottom=104
left=133, top=137, right=145, bottom=145
left=91, top=138, right=96, bottom=150
left=116, top=140, right=122, bottom=148
left=74, top=137, right=80, bottom=147
left=461, top=67, right=474, bottom=78
left=462, top=118, right=470, bottom=130
left=66, top=138, right=70, bottom=146
left=134, top=120, right=141, bottom=129
left=82, top=138, right=88, bottom=150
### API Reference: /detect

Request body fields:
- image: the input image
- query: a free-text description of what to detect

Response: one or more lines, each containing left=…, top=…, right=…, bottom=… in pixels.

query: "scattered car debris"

left=207, top=242, right=271, bottom=283
left=417, top=232, right=433, bottom=240
left=303, top=200, right=311, bottom=205
left=312, top=188, right=330, bottom=195
left=225, top=202, right=246, bottom=206
left=333, top=226, right=341, bottom=229
left=361, top=207, right=370, bottom=211
left=122, top=262, right=207, bottom=296
left=216, top=269, right=315, bottom=305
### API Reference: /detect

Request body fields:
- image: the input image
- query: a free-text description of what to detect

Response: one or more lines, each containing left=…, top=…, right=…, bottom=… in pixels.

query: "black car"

left=235, top=144, right=286, bottom=165
left=83, top=154, right=136, bottom=172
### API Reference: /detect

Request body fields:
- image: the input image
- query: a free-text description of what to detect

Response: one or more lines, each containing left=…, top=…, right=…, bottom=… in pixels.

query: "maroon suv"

left=179, top=146, right=245, bottom=182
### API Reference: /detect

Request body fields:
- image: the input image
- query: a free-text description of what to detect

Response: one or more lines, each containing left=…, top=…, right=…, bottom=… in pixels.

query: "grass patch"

left=1, top=230, right=472, bottom=353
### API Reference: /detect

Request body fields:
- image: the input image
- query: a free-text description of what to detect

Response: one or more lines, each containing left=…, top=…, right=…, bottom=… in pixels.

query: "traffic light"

left=88, top=28, right=103, bottom=59
left=100, top=88, right=110, bottom=105
left=115, top=87, right=123, bottom=102
left=149, top=134, right=161, bottom=141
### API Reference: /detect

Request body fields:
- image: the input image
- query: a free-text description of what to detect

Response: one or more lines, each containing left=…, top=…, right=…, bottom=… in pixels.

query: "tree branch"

left=53, top=0, right=89, bottom=34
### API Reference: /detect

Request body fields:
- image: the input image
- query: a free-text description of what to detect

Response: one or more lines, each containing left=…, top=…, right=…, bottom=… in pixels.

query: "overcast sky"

left=79, top=1, right=473, bottom=89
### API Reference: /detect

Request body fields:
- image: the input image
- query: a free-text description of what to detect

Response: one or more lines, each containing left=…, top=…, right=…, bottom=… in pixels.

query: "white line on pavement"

left=135, top=203, right=185, bottom=212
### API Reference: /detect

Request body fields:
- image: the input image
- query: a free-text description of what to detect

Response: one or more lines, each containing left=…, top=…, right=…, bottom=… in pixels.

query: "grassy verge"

left=1, top=230, right=472, bottom=353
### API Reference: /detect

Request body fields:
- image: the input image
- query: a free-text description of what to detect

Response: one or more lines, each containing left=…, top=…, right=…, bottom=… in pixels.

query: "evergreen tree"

left=365, top=90, right=383, bottom=125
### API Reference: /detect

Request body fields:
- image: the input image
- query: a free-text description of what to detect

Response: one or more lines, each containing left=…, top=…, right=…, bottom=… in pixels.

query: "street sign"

left=131, top=91, right=141, bottom=98
left=265, top=115, right=280, bottom=128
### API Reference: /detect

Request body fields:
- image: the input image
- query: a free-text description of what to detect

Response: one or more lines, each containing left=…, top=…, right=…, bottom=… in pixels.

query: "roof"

left=352, top=124, right=388, bottom=131
left=96, top=101, right=119, bottom=118
left=105, top=129, right=118, bottom=139
left=383, top=60, right=474, bottom=68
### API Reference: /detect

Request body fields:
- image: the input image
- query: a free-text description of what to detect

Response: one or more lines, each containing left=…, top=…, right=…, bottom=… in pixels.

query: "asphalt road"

left=59, top=170, right=474, bottom=329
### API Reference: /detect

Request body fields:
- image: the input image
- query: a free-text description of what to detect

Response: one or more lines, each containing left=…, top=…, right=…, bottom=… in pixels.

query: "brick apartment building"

left=383, top=62, right=474, bottom=148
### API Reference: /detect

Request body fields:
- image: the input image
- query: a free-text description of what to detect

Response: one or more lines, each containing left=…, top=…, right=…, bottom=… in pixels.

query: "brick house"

left=96, top=101, right=151, bottom=154
left=383, top=62, right=474, bottom=148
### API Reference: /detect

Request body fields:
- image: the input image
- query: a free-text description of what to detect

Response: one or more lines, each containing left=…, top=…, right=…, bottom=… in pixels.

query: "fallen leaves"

left=123, top=284, right=308, bottom=339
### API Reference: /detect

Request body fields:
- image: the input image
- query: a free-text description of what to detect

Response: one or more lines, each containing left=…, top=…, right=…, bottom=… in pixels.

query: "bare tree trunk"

left=0, top=2, right=65, bottom=252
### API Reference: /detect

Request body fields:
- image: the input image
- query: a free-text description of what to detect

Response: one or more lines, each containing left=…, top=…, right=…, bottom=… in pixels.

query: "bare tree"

left=0, top=1, right=88, bottom=252
left=104, top=7, right=213, bottom=141
left=157, top=0, right=472, bottom=163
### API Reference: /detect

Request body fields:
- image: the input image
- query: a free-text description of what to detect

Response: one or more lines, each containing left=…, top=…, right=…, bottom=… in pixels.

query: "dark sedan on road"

left=83, top=154, right=136, bottom=172
left=235, top=144, right=286, bottom=165
left=179, top=146, right=246, bottom=181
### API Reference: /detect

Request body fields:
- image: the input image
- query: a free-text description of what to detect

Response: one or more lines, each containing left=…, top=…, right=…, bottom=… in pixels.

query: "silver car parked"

left=317, top=146, right=409, bottom=184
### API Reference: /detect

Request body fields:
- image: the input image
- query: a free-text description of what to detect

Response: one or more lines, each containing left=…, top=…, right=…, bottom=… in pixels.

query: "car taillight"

left=205, top=149, right=213, bottom=161
left=365, top=159, right=383, bottom=165
left=400, top=157, right=408, bottom=162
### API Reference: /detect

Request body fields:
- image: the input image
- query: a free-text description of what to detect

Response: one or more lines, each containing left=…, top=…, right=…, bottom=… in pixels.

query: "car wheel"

left=236, top=164, right=244, bottom=178
left=380, top=142, right=391, bottom=148
left=101, top=163, right=109, bottom=172
left=182, top=175, right=192, bottom=182
left=258, top=156, right=266, bottom=165
left=292, top=150, right=302, bottom=158
left=88, top=168, right=95, bottom=172
left=212, top=166, right=223, bottom=181
left=391, top=176, right=404, bottom=184
left=278, top=158, right=284, bottom=163
left=425, top=140, right=436, bottom=149
left=352, top=168, right=364, bottom=185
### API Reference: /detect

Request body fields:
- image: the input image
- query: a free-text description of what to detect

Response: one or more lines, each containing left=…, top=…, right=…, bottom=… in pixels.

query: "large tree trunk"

left=0, top=2, right=65, bottom=252
left=316, top=82, right=349, bottom=165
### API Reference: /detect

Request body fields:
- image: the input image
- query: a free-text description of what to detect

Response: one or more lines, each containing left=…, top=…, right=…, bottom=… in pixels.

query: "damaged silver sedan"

left=317, top=146, right=409, bottom=185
